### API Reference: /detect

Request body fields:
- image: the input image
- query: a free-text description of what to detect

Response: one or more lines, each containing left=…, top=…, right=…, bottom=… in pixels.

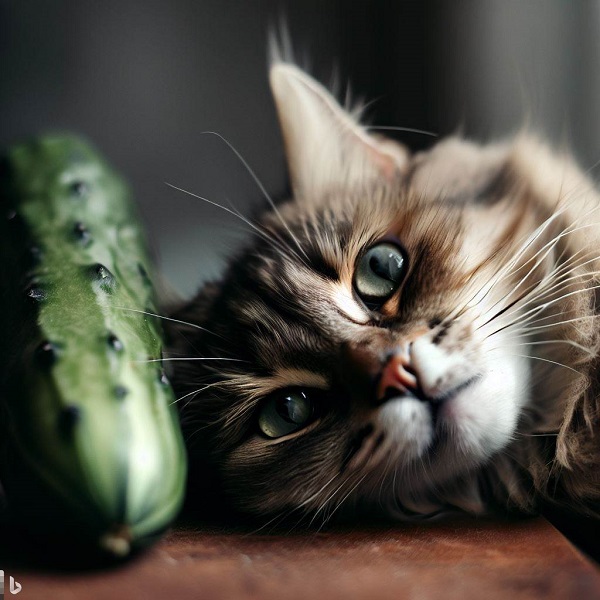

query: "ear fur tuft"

left=269, top=62, right=409, bottom=197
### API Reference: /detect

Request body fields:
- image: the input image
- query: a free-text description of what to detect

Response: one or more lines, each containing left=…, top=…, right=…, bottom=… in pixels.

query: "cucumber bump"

left=0, top=135, right=187, bottom=557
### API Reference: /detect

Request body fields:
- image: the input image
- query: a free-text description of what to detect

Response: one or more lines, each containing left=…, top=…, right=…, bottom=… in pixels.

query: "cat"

left=165, top=60, right=600, bottom=525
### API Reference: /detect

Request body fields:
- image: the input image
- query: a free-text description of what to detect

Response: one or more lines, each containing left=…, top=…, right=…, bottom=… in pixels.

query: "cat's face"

left=169, top=64, right=596, bottom=521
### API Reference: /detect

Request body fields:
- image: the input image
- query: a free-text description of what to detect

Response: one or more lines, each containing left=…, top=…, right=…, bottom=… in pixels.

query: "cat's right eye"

left=258, top=390, right=316, bottom=439
left=354, top=242, right=406, bottom=307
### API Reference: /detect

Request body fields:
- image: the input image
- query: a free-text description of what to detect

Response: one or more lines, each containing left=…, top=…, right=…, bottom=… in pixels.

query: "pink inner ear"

left=366, top=139, right=409, bottom=181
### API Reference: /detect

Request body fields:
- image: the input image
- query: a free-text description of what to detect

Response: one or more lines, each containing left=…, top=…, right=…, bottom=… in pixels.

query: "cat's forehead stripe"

left=269, top=368, right=329, bottom=390
left=231, top=368, right=329, bottom=401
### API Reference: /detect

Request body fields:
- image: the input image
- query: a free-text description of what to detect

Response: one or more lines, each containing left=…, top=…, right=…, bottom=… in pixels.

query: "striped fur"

left=166, top=64, right=600, bottom=525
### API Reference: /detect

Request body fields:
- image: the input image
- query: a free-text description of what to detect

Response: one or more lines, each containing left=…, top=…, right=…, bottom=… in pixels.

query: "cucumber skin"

left=0, top=135, right=187, bottom=556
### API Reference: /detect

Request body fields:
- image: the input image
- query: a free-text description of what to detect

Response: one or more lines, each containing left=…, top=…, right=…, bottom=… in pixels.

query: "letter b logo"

left=9, top=576, right=21, bottom=595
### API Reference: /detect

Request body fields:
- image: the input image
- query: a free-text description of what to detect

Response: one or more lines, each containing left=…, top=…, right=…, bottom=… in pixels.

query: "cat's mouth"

left=374, top=373, right=484, bottom=463
left=379, top=373, right=481, bottom=414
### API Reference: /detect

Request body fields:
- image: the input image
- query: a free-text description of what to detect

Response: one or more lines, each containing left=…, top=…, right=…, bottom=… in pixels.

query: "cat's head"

left=168, top=63, right=599, bottom=522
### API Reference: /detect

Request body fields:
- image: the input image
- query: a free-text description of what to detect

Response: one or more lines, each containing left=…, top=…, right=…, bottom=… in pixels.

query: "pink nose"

left=377, top=350, right=418, bottom=401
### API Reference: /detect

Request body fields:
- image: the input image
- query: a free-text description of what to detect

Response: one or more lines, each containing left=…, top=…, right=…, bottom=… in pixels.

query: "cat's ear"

left=269, top=63, right=409, bottom=196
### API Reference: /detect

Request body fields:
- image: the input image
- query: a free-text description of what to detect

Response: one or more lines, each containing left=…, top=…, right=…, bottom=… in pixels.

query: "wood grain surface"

left=2, top=517, right=599, bottom=600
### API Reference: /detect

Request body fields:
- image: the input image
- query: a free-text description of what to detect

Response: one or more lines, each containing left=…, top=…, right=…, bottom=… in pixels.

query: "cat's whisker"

left=442, top=207, right=573, bottom=326
left=498, top=314, right=598, bottom=339
left=200, top=131, right=311, bottom=263
left=482, top=287, right=539, bottom=330
left=499, top=249, right=600, bottom=314
left=456, top=206, right=600, bottom=329
left=483, top=310, right=547, bottom=341
left=485, top=297, right=574, bottom=335
left=375, top=451, right=395, bottom=507
left=502, top=272, right=599, bottom=325
left=515, top=432, right=559, bottom=438
left=467, top=230, right=582, bottom=325
left=492, top=323, right=595, bottom=349
left=221, top=196, right=308, bottom=266
left=246, top=509, right=296, bottom=536
left=495, top=278, right=600, bottom=331
left=476, top=258, right=600, bottom=335
left=489, top=205, right=570, bottom=275
left=290, top=472, right=342, bottom=518
left=136, top=357, right=245, bottom=363
left=165, top=182, right=305, bottom=266
left=113, top=306, right=223, bottom=338
left=309, top=470, right=359, bottom=526
left=512, top=307, right=573, bottom=326
left=510, top=353, right=583, bottom=375
left=314, top=472, right=368, bottom=529
left=474, top=266, right=573, bottom=333
left=220, top=195, right=288, bottom=248
left=509, top=339, right=593, bottom=353
left=170, top=382, right=222, bottom=406
left=472, top=228, right=581, bottom=323
left=365, top=125, right=439, bottom=138
left=223, top=405, right=258, bottom=428
left=553, top=180, right=600, bottom=225
left=182, top=405, right=249, bottom=445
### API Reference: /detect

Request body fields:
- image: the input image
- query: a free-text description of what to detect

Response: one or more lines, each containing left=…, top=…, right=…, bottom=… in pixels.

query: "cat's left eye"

left=258, top=390, right=315, bottom=439
left=354, top=242, right=406, bottom=305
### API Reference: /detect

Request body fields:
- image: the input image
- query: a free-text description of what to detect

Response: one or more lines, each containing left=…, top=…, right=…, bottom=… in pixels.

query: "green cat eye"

left=354, top=242, right=406, bottom=303
left=258, top=390, right=315, bottom=438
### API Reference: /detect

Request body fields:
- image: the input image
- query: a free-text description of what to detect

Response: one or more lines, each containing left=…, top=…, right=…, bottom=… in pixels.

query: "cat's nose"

left=376, top=346, right=419, bottom=403
left=376, top=337, right=458, bottom=404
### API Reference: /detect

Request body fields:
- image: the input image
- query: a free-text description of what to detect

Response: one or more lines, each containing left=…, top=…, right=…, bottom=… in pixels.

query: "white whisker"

left=499, top=314, right=597, bottom=338
left=510, top=353, right=582, bottom=375
left=113, top=306, right=220, bottom=337
left=365, top=125, right=439, bottom=138
left=137, top=357, right=245, bottom=363
left=510, top=339, right=592, bottom=353
left=171, top=382, right=221, bottom=406
left=165, top=182, right=305, bottom=265
left=200, top=131, right=311, bottom=262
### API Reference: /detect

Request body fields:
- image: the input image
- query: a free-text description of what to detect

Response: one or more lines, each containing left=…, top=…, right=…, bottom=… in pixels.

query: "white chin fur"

left=360, top=349, right=529, bottom=519
left=377, top=348, right=529, bottom=480
left=375, top=398, right=434, bottom=461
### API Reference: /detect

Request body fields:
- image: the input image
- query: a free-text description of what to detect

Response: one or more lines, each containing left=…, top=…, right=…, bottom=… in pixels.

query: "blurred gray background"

left=2, top=0, right=600, bottom=298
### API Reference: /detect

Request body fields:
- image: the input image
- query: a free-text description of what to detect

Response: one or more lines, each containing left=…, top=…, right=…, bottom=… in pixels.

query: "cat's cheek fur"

left=438, top=350, right=529, bottom=466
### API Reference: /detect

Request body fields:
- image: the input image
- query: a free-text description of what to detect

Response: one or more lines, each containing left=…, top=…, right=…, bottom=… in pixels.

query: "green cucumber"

left=0, top=135, right=187, bottom=558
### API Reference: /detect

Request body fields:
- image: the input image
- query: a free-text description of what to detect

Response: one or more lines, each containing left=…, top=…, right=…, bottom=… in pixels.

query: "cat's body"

left=167, top=62, right=600, bottom=524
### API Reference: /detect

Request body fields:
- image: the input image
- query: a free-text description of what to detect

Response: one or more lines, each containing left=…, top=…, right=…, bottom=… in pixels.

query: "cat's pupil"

left=369, top=252, right=403, bottom=283
left=276, top=393, right=311, bottom=424
left=354, top=242, right=406, bottom=302
left=258, top=390, right=315, bottom=438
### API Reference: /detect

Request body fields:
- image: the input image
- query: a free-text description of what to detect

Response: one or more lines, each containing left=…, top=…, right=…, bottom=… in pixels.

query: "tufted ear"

left=269, top=63, right=409, bottom=198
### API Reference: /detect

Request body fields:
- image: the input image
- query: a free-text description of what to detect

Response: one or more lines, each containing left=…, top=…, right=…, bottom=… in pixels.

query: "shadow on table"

left=0, top=497, right=598, bottom=572
left=545, top=507, right=600, bottom=565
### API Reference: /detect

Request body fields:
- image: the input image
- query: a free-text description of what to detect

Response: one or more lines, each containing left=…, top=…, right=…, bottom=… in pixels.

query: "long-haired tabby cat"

left=166, top=60, right=600, bottom=525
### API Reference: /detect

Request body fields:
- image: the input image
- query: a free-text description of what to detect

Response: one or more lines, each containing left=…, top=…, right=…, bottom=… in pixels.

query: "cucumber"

left=0, top=135, right=187, bottom=558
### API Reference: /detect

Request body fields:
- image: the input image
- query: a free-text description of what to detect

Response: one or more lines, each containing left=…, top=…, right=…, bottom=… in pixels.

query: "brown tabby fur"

left=166, top=63, right=600, bottom=524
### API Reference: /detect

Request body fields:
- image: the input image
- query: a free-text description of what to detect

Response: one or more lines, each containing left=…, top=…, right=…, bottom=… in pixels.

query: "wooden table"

left=1, top=517, right=599, bottom=600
